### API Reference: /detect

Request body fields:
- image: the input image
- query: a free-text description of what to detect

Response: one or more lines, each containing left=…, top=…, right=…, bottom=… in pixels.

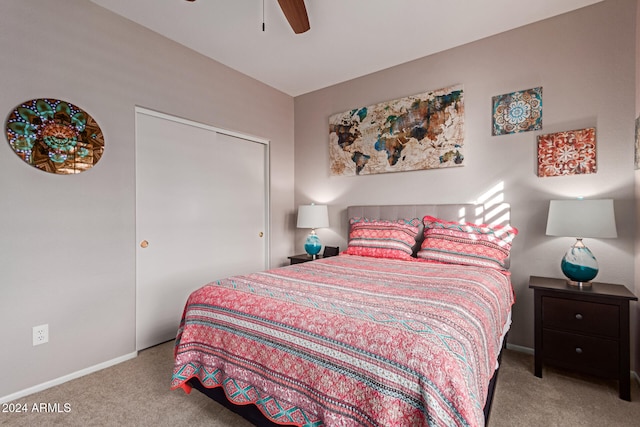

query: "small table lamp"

left=297, top=204, right=329, bottom=258
left=545, top=199, right=617, bottom=288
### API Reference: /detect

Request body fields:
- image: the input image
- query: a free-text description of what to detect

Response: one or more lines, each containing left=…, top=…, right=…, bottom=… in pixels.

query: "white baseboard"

left=0, top=351, right=138, bottom=404
left=506, top=343, right=534, bottom=355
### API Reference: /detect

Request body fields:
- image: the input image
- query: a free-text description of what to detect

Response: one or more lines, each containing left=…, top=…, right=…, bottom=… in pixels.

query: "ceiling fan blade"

left=277, top=0, right=310, bottom=34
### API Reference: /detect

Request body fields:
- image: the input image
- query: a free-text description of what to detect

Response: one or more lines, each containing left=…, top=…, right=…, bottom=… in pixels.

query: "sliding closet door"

left=135, top=109, right=268, bottom=350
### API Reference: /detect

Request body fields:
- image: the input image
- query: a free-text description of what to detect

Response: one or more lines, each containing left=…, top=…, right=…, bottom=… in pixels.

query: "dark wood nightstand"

left=529, top=275, right=637, bottom=401
left=288, top=254, right=323, bottom=265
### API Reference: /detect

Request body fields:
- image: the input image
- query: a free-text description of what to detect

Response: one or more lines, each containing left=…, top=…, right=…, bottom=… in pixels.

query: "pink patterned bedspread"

left=172, top=254, right=514, bottom=427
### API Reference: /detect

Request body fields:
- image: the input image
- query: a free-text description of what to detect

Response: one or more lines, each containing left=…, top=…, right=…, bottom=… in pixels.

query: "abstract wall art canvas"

left=329, top=85, right=464, bottom=176
left=492, top=87, right=542, bottom=136
left=537, top=127, right=596, bottom=177
left=5, top=98, right=104, bottom=174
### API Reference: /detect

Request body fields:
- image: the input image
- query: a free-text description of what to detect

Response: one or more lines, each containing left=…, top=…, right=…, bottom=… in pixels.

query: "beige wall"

left=635, top=0, right=640, bottom=375
left=0, top=0, right=295, bottom=399
left=295, top=0, right=638, bottom=365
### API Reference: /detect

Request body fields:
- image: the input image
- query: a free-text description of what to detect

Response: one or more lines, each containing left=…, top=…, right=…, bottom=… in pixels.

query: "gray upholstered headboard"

left=345, top=203, right=512, bottom=265
left=347, top=204, right=490, bottom=225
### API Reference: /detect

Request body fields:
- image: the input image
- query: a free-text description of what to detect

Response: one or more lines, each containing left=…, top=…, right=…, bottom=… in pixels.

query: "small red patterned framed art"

left=537, top=127, right=596, bottom=177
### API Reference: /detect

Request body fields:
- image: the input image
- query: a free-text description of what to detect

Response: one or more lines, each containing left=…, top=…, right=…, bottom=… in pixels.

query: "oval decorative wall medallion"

left=5, top=98, right=104, bottom=174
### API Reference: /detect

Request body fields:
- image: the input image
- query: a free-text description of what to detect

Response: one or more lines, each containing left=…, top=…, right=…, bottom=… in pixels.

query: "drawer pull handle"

left=575, top=347, right=583, bottom=354
left=575, top=313, right=583, bottom=320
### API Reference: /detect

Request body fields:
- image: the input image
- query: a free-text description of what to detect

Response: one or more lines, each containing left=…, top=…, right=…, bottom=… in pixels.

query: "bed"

left=172, top=204, right=517, bottom=426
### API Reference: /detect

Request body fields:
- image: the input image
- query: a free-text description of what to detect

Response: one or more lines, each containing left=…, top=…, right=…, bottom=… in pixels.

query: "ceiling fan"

left=185, top=0, right=310, bottom=34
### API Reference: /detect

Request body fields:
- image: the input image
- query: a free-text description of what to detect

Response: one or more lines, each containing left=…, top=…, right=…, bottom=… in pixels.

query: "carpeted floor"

left=1, top=341, right=639, bottom=426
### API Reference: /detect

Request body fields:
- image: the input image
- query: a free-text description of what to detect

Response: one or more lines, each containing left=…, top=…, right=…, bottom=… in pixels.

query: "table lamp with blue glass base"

left=297, top=203, right=329, bottom=259
left=546, top=199, right=617, bottom=288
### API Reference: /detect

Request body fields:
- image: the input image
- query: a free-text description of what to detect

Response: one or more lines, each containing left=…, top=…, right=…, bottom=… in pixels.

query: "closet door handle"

left=140, top=240, right=149, bottom=248
left=575, top=313, right=583, bottom=320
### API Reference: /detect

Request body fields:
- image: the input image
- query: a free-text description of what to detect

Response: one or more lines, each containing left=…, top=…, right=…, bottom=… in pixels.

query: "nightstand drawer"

left=542, top=297, right=619, bottom=338
left=543, top=329, right=619, bottom=378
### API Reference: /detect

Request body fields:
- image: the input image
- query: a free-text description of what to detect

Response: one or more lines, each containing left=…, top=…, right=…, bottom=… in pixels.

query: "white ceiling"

left=90, top=0, right=602, bottom=97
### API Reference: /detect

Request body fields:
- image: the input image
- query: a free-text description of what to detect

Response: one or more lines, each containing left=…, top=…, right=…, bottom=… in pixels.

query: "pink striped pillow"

left=417, top=216, right=518, bottom=269
left=345, top=218, right=420, bottom=260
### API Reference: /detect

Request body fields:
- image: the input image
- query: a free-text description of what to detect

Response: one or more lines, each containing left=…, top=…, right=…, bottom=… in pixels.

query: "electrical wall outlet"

left=32, top=324, right=48, bottom=346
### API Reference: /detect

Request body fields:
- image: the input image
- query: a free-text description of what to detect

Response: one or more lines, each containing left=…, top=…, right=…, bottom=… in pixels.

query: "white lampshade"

left=297, top=204, right=329, bottom=229
left=546, top=199, right=617, bottom=238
